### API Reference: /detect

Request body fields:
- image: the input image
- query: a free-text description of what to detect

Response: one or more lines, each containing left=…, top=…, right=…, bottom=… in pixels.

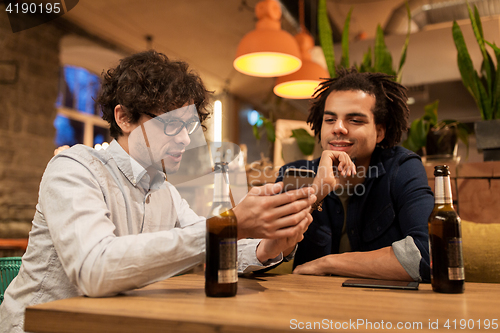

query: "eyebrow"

left=323, top=111, right=369, bottom=118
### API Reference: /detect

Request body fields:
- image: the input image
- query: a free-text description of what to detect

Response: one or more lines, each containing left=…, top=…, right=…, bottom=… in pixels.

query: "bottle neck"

left=213, top=169, right=231, bottom=204
left=434, top=175, right=453, bottom=205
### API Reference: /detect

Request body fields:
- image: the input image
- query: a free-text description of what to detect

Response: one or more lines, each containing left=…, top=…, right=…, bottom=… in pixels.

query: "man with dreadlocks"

left=276, top=67, right=434, bottom=282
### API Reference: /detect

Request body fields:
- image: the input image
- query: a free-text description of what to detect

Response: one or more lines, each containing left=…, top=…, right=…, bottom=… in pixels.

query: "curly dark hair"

left=307, top=67, right=409, bottom=148
left=96, top=50, right=211, bottom=139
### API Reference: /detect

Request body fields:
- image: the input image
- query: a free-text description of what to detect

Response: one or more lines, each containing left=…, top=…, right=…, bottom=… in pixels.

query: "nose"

left=332, top=119, right=348, bottom=136
left=174, top=126, right=191, bottom=146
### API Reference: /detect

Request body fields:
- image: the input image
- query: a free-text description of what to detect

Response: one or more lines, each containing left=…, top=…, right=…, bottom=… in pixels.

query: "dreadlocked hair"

left=307, top=67, right=410, bottom=148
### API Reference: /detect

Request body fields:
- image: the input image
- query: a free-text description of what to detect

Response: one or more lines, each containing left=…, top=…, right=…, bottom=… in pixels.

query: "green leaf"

left=472, top=3, right=484, bottom=39
left=374, top=25, right=395, bottom=75
left=474, top=71, right=493, bottom=120
left=468, top=3, right=493, bottom=97
left=457, top=123, right=471, bottom=158
left=423, top=100, right=439, bottom=126
left=252, top=123, right=261, bottom=141
left=403, top=118, right=429, bottom=153
left=318, top=0, right=336, bottom=78
left=340, top=7, right=353, bottom=69
left=291, top=128, right=315, bottom=156
left=486, top=41, right=500, bottom=119
left=359, top=48, right=373, bottom=73
left=261, top=117, right=275, bottom=142
left=452, top=21, right=485, bottom=119
left=397, top=1, right=411, bottom=82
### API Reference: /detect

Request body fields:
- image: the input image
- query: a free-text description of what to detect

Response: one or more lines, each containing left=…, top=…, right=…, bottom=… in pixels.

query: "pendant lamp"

left=273, top=0, right=329, bottom=99
left=233, top=0, right=302, bottom=77
left=273, top=31, right=329, bottom=99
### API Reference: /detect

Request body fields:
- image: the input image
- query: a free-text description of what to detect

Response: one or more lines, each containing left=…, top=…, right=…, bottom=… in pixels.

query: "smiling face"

left=121, top=104, right=201, bottom=174
left=320, top=90, right=385, bottom=169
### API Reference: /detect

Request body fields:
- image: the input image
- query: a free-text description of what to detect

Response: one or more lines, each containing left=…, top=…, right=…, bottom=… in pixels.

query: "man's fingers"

left=249, top=182, right=283, bottom=196
left=268, top=207, right=309, bottom=233
left=269, top=187, right=315, bottom=207
left=270, top=211, right=312, bottom=239
left=267, top=194, right=314, bottom=225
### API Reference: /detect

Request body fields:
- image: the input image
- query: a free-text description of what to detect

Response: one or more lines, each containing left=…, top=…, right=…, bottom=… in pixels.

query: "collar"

left=106, top=140, right=165, bottom=188
left=365, top=147, right=387, bottom=179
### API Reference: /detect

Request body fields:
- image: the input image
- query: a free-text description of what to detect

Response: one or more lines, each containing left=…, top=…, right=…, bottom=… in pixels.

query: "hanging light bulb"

left=273, top=31, right=329, bottom=99
left=233, top=0, right=302, bottom=77
left=273, top=1, right=329, bottom=99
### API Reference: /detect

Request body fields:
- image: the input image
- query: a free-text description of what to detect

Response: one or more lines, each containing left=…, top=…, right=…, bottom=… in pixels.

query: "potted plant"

left=452, top=2, right=500, bottom=161
left=402, top=100, right=471, bottom=158
left=317, top=0, right=411, bottom=81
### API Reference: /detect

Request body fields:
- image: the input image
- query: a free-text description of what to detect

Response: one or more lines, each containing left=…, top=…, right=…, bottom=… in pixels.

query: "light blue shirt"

left=0, top=140, right=280, bottom=333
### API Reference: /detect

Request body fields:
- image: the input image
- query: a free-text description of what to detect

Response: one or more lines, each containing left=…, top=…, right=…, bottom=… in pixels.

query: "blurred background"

left=1, top=0, right=500, bottom=251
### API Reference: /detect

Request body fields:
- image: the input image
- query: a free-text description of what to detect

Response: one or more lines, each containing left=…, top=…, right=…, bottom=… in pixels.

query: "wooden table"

left=25, top=273, right=500, bottom=333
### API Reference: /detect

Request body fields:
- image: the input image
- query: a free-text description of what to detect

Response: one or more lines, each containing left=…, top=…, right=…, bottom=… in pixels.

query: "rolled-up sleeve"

left=391, top=155, right=434, bottom=282
left=392, top=236, right=422, bottom=281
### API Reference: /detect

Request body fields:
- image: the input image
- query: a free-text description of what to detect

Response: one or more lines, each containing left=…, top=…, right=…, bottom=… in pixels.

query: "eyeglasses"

left=143, top=111, right=201, bottom=136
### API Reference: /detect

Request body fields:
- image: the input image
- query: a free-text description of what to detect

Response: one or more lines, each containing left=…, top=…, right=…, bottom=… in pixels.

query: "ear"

left=376, top=124, right=386, bottom=144
left=114, top=105, right=131, bottom=134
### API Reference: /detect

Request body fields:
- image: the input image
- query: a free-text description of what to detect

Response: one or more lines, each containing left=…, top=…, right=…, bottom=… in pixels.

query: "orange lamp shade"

left=234, top=29, right=302, bottom=77
left=233, top=0, right=302, bottom=77
left=274, top=30, right=329, bottom=99
left=274, top=59, right=329, bottom=99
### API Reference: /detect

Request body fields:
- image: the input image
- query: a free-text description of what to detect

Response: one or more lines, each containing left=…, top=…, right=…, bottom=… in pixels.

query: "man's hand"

left=312, top=150, right=356, bottom=200
left=233, top=182, right=316, bottom=240
left=255, top=210, right=313, bottom=263
left=54, top=145, right=70, bottom=156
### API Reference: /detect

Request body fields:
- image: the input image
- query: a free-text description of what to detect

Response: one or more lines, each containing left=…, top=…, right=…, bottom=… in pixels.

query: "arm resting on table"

left=293, top=245, right=413, bottom=281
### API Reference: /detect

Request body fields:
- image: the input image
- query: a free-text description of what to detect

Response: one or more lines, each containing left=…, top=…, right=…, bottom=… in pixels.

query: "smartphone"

left=282, top=168, right=315, bottom=192
left=342, top=278, right=419, bottom=290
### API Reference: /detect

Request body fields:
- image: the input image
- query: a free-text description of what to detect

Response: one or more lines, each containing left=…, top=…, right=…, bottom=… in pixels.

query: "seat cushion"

left=462, top=220, right=500, bottom=283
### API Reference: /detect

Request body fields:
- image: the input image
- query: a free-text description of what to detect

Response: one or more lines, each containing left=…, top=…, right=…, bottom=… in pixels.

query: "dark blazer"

left=276, top=146, right=434, bottom=281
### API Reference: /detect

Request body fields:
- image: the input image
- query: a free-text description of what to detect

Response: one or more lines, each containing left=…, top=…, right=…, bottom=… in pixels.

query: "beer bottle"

left=428, top=165, right=465, bottom=293
left=205, top=161, right=237, bottom=297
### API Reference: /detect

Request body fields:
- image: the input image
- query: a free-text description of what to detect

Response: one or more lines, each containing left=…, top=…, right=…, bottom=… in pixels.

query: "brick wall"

left=0, top=13, right=64, bottom=241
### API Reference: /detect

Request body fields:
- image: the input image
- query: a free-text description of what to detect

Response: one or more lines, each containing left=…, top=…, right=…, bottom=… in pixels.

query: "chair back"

left=0, top=257, right=22, bottom=304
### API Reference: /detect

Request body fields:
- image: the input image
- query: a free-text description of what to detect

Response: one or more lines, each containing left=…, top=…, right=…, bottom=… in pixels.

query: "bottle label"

left=435, top=177, right=453, bottom=204
left=447, top=237, right=465, bottom=280
left=218, top=238, right=237, bottom=283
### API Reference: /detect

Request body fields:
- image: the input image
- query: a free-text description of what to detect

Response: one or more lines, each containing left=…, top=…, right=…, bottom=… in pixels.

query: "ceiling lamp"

left=233, top=0, right=302, bottom=77
left=273, top=31, right=329, bottom=99
left=273, top=0, right=329, bottom=99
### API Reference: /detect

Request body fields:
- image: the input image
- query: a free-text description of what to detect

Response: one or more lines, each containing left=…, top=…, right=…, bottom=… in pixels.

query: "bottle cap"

left=434, top=165, right=450, bottom=177
left=214, top=161, right=229, bottom=173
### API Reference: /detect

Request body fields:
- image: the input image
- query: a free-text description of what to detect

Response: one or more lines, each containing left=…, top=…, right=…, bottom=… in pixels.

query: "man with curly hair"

left=276, top=67, right=434, bottom=282
left=0, top=51, right=315, bottom=333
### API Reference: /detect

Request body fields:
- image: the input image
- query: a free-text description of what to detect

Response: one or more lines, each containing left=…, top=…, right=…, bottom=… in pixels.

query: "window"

left=54, top=65, right=110, bottom=148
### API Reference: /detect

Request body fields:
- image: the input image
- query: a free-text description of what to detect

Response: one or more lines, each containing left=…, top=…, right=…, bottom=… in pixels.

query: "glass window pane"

left=53, top=114, right=84, bottom=147
left=93, top=125, right=111, bottom=146
left=56, top=65, right=101, bottom=115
